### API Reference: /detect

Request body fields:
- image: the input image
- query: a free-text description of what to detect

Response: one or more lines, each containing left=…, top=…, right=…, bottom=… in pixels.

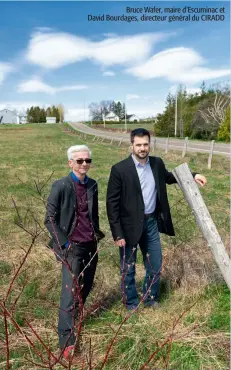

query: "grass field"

left=0, top=123, right=230, bottom=369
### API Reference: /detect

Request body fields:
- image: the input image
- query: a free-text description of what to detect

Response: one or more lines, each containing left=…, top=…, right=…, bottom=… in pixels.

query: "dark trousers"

left=119, top=215, right=162, bottom=309
left=58, top=242, right=98, bottom=349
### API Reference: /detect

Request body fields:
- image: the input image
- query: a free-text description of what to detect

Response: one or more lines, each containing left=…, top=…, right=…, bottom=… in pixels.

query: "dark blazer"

left=44, top=173, right=104, bottom=256
left=106, top=155, right=196, bottom=245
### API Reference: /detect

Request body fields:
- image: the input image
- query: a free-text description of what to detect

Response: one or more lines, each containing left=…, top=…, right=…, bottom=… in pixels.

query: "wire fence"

left=64, top=125, right=230, bottom=169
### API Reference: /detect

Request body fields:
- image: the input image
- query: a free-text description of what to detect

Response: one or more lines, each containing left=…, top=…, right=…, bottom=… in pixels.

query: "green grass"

left=0, top=123, right=229, bottom=369
left=85, top=122, right=155, bottom=131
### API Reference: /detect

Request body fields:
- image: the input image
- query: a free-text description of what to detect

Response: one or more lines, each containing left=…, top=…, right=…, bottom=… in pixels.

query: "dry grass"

left=0, top=124, right=229, bottom=369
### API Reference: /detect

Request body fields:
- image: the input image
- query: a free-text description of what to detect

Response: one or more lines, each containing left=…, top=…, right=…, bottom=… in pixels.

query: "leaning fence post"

left=182, top=137, right=189, bottom=158
left=165, top=137, right=169, bottom=154
left=208, top=140, right=215, bottom=169
left=152, top=138, right=157, bottom=153
left=173, top=162, right=230, bottom=290
left=119, top=137, right=123, bottom=147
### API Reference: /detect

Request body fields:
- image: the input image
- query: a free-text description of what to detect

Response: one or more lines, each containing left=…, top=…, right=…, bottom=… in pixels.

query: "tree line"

left=88, top=100, right=126, bottom=121
left=155, top=82, right=230, bottom=141
left=26, top=105, right=64, bottom=123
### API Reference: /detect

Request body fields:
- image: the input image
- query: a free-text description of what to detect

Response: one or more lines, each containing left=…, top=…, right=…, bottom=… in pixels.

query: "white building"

left=0, top=109, right=20, bottom=124
left=126, top=114, right=140, bottom=122
left=46, top=116, right=56, bottom=124
left=0, top=109, right=28, bottom=124
left=105, top=112, right=119, bottom=122
left=19, top=116, right=27, bottom=124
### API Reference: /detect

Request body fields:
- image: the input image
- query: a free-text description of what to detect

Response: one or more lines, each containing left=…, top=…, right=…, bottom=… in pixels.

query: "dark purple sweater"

left=70, top=182, right=95, bottom=244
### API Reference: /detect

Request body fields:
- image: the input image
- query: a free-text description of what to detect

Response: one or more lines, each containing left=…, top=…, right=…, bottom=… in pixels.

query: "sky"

left=0, top=1, right=230, bottom=121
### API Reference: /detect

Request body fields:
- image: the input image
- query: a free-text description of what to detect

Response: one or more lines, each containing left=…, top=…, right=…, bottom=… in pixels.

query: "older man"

left=45, top=145, right=104, bottom=364
left=106, top=128, right=207, bottom=310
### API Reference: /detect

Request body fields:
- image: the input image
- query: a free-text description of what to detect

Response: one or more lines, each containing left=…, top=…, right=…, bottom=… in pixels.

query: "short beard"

left=134, top=152, right=149, bottom=160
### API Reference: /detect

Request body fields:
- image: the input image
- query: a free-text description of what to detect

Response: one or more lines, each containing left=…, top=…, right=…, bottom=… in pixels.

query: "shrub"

left=217, top=106, right=230, bottom=142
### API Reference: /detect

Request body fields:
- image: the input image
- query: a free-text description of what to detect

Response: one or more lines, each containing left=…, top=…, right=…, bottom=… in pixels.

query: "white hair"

left=67, top=145, right=92, bottom=160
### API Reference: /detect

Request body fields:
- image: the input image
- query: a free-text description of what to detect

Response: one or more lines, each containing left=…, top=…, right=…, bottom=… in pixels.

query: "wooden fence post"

left=119, top=137, right=123, bottom=147
left=182, top=137, right=189, bottom=158
left=110, top=138, right=114, bottom=145
left=208, top=140, right=215, bottom=169
left=165, top=137, right=169, bottom=154
left=152, top=138, right=156, bottom=153
left=173, top=163, right=230, bottom=289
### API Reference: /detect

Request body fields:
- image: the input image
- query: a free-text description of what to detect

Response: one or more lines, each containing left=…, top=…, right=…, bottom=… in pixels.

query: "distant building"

left=121, top=114, right=140, bottom=122
left=19, top=116, right=27, bottom=124
left=126, top=114, right=140, bottom=122
left=0, top=109, right=20, bottom=124
left=105, top=112, right=119, bottom=122
left=46, top=116, right=56, bottom=124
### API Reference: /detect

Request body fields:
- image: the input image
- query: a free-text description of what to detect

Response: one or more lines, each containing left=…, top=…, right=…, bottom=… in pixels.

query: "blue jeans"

left=119, top=215, right=162, bottom=309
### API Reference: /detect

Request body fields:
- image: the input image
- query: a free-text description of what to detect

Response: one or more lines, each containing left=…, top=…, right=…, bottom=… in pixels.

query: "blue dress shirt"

left=132, top=155, right=157, bottom=214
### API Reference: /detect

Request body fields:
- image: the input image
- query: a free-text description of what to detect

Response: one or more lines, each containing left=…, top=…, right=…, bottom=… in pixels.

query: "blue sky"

left=0, top=1, right=230, bottom=120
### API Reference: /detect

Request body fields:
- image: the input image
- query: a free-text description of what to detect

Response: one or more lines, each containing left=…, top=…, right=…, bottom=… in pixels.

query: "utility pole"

left=124, top=95, right=127, bottom=132
left=174, top=91, right=178, bottom=137
left=84, top=97, right=86, bottom=123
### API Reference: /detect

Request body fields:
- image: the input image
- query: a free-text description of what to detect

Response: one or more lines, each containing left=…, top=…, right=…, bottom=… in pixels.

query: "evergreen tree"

left=46, top=107, right=52, bottom=117
left=200, top=81, right=206, bottom=96
left=121, top=103, right=126, bottom=120
left=40, top=108, right=46, bottom=123
left=114, top=101, right=123, bottom=120
left=27, top=107, right=33, bottom=123
left=155, top=93, right=175, bottom=136
left=34, top=106, right=41, bottom=123
left=109, top=101, right=116, bottom=114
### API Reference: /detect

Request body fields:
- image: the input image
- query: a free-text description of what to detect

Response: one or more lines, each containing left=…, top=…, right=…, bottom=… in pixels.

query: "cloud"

left=17, top=78, right=88, bottom=94
left=0, top=62, right=13, bottom=85
left=126, top=94, right=140, bottom=101
left=126, top=47, right=230, bottom=84
left=65, top=108, right=89, bottom=122
left=103, top=71, right=115, bottom=76
left=26, top=31, right=172, bottom=69
left=18, top=79, right=54, bottom=94
left=127, top=105, right=165, bottom=118
left=102, top=33, right=118, bottom=38
left=143, top=95, right=155, bottom=100
left=56, top=84, right=88, bottom=92
left=126, top=98, right=166, bottom=118
left=186, top=87, right=202, bottom=95
left=34, top=27, right=54, bottom=33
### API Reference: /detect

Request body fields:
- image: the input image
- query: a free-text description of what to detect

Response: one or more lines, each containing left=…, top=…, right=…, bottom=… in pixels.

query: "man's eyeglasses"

left=73, top=158, right=92, bottom=164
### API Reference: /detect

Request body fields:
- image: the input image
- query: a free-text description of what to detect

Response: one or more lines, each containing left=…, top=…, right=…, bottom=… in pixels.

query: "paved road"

left=70, top=122, right=230, bottom=157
